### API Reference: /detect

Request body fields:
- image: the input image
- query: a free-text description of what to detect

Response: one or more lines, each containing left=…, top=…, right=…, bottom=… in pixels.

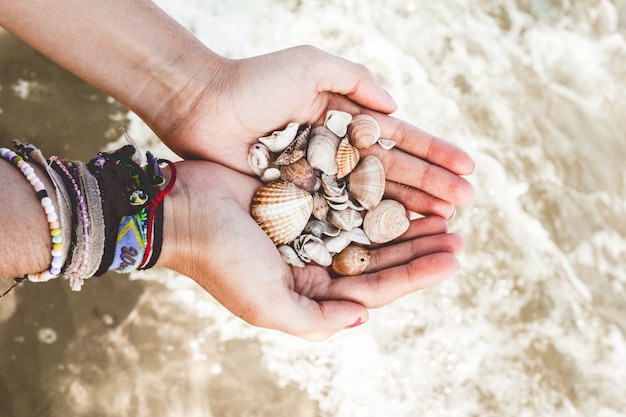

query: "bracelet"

left=0, top=147, right=64, bottom=282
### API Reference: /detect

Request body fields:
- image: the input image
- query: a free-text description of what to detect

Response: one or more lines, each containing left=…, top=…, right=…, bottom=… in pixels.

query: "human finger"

left=383, top=180, right=456, bottom=218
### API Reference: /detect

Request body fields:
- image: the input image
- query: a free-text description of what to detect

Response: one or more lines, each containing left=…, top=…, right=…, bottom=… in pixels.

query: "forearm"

left=0, top=159, right=55, bottom=277
left=0, top=0, right=226, bottom=142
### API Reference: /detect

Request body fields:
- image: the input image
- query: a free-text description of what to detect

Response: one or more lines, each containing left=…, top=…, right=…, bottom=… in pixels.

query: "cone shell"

left=347, top=155, right=385, bottom=210
left=275, top=125, right=311, bottom=166
left=251, top=181, right=313, bottom=245
left=330, top=244, right=370, bottom=276
left=363, top=199, right=410, bottom=243
left=335, top=137, right=360, bottom=179
left=348, top=114, right=381, bottom=149
left=280, top=158, right=317, bottom=192
left=307, top=125, right=340, bottom=175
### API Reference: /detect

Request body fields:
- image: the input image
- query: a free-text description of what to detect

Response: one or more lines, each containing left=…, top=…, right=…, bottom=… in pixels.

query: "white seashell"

left=275, top=125, right=311, bottom=165
left=324, top=110, right=352, bottom=137
left=328, top=207, right=363, bottom=231
left=259, top=122, right=300, bottom=153
left=323, top=222, right=341, bottom=236
left=280, top=158, right=317, bottom=192
left=330, top=244, right=370, bottom=276
left=324, top=235, right=351, bottom=254
left=294, top=234, right=332, bottom=266
left=363, top=199, right=410, bottom=243
left=307, top=125, right=340, bottom=175
left=377, top=139, right=397, bottom=150
left=347, top=155, right=386, bottom=210
left=260, top=166, right=281, bottom=183
left=304, top=219, right=327, bottom=238
left=248, top=143, right=272, bottom=176
left=321, top=174, right=346, bottom=198
left=339, top=228, right=371, bottom=245
left=348, top=114, right=381, bottom=149
left=251, top=180, right=313, bottom=245
left=335, top=137, right=360, bottom=179
left=278, top=245, right=305, bottom=268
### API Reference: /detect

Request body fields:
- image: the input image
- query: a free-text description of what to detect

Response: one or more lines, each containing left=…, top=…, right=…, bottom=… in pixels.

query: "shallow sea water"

left=1, top=1, right=626, bottom=416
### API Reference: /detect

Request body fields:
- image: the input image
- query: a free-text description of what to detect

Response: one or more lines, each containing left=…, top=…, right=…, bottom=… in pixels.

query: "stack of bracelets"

left=0, top=133, right=176, bottom=292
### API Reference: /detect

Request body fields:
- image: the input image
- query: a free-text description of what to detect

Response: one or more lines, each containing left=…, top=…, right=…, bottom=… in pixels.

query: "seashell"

left=251, top=180, right=313, bottom=245
left=347, top=155, right=385, bottom=210
left=275, top=125, right=311, bottom=166
left=335, top=137, right=360, bottom=179
left=363, top=199, right=410, bottom=243
left=259, top=122, right=300, bottom=153
left=324, top=235, right=351, bottom=254
left=304, top=219, right=327, bottom=238
left=324, top=110, right=352, bottom=137
left=377, top=139, right=397, bottom=150
left=321, top=174, right=346, bottom=198
left=312, top=192, right=329, bottom=221
left=348, top=114, right=381, bottom=149
left=307, top=125, right=340, bottom=175
left=323, top=222, right=341, bottom=237
left=248, top=143, right=272, bottom=176
left=328, top=207, right=363, bottom=231
left=279, top=245, right=305, bottom=268
left=280, top=158, right=317, bottom=192
left=339, top=228, right=371, bottom=245
left=294, top=234, right=332, bottom=266
left=330, top=244, right=370, bottom=276
left=260, top=166, right=281, bottom=183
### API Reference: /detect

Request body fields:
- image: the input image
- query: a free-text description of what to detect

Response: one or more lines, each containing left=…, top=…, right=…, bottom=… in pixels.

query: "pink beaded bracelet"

left=1, top=147, right=65, bottom=282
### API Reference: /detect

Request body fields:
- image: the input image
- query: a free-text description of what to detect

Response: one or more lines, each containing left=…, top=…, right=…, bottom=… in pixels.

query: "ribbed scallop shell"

left=311, top=192, right=329, bottom=221
left=335, top=137, right=360, bottom=179
left=363, top=199, right=410, bottom=243
left=307, top=125, right=340, bottom=175
left=330, top=244, right=370, bottom=276
left=347, top=155, right=385, bottom=210
left=251, top=181, right=313, bottom=245
left=280, top=158, right=317, bottom=192
left=275, top=125, right=311, bottom=166
left=348, top=114, right=381, bottom=149
left=328, top=207, right=363, bottom=231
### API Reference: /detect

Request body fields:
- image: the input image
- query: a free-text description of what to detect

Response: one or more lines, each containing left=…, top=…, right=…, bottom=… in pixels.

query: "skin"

left=0, top=0, right=475, bottom=339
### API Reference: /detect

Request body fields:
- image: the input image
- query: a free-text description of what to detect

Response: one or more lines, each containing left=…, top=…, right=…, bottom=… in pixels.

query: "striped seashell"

left=324, top=110, right=352, bottom=137
left=275, top=125, right=311, bottom=166
left=307, top=125, right=340, bottom=175
left=347, top=155, right=385, bottom=210
left=335, top=137, right=360, bottom=179
left=251, top=180, right=313, bottom=245
left=311, top=192, right=329, bottom=221
left=280, top=158, right=317, bottom=192
left=348, top=114, right=381, bottom=149
left=258, top=122, right=300, bottom=153
left=363, top=199, right=410, bottom=243
left=330, top=244, right=370, bottom=276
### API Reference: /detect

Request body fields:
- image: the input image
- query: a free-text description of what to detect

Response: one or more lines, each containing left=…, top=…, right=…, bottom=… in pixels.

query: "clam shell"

left=312, top=192, right=329, bottom=221
left=251, top=180, right=313, bottom=245
left=328, top=207, right=363, bottom=231
left=335, top=137, right=360, bottom=179
left=248, top=143, right=272, bottom=176
left=339, top=228, right=371, bottom=245
left=348, top=114, right=381, bottom=149
left=377, top=139, right=397, bottom=150
left=347, top=155, right=385, bottom=210
left=280, top=158, right=317, bottom=192
left=324, top=110, right=352, bottom=137
left=258, top=122, right=300, bottom=153
left=324, top=235, right=351, bottom=254
left=307, top=125, right=340, bottom=175
left=260, top=166, right=281, bottom=183
left=330, top=244, right=370, bottom=276
left=363, top=199, right=410, bottom=243
left=275, top=125, right=311, bottom=166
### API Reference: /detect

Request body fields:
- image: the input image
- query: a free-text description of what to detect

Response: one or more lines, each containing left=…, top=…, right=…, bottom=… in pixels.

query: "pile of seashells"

left=248, top=110, right=410, bottom=276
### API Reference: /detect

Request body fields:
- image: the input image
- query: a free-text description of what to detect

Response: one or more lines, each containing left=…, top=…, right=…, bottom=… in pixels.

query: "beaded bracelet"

left=0, top=147, right=64, bottom=282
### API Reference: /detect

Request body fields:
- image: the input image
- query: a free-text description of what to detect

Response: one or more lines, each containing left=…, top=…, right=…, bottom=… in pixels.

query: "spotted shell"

left=307, top=125, right=340, bottom=175
left=335, top=137, right=360, bottom=179
left=347, top=155, right=385, bottom=210
left=330, top=244, right=370, bottom=276
left=363, top=199, right=410, bottom=244
left=280, top=158, right=317, bottom=192
left=251, top=181, right=313, bottom=245
left=348, top=114, right=381, bottom=149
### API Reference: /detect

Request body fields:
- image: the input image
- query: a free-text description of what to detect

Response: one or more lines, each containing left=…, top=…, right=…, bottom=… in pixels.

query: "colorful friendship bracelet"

left=0, top=146, right=64, bottom=282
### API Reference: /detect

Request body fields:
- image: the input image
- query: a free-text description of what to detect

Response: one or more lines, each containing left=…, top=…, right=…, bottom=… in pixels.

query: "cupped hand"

left=156, top=45, right=474, bottom=219
left=158, top=161, right=465, bottom=341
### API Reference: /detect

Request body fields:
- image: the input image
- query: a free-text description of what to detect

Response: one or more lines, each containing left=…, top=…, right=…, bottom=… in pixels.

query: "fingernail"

left=384, top=89, right=397, bottom=106
left=448, top=207, right=456, bottom=220
left=345, top=316, right=367, bottom=329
